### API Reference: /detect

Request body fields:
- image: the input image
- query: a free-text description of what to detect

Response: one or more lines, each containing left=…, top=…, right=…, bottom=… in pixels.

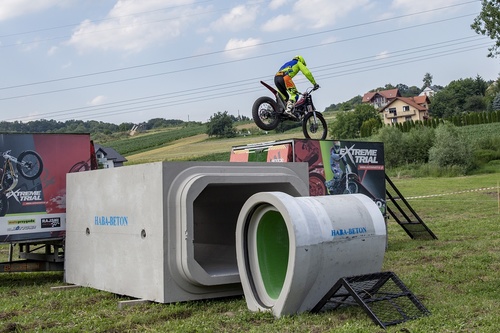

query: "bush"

left=329, top=104, right=379, bottom=139
left=275, top=121, right=301, bottom=133
left=360, top=118, right=382, bottom=137
left=206, top=111, right=236, bottom=138
left=373, top=126, right=405, bottom=168
left=404, top=126, right=435, bottom=164
left=474, top=149, right=500, bottom=164
left=428, top=123, right=474, bottom=174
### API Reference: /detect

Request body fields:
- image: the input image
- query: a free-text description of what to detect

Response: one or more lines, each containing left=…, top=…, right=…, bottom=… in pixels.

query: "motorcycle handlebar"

left=302, top=85, right=320, bottom=95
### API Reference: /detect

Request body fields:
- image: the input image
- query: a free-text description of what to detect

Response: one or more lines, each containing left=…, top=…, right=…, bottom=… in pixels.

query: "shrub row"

left=389, top=110, right=500, bottom=133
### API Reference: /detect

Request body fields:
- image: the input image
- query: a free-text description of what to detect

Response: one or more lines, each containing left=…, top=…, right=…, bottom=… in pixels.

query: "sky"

left=0, top=0, right=498, bottom=125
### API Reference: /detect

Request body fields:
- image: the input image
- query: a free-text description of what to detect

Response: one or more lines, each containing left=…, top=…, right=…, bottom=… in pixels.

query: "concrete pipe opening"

left=167, top=164, right=310, bottom=291
left=236, top=192, right=387, bottom=317
left=246, top=204, right=290, bottom=307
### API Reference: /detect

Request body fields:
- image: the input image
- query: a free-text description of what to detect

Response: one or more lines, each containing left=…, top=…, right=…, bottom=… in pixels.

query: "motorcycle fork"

left=2, top=161, right=19, bottom=192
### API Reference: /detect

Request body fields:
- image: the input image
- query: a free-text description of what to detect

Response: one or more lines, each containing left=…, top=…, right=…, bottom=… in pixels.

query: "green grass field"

left=1, top=174, right=499, bottom=332
left=1, top=122, right=499, bottom=332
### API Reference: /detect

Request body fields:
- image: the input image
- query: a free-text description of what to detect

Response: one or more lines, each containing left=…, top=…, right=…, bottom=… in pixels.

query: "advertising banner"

left=231, top=139, right=386, bottom=214
left=266, top=144, right=292, bottom=162
left=318, top=140, right=385, bottom=212
left=0, top=133, right=91, bottom=243
left=229, top=149, right=249, bottom=162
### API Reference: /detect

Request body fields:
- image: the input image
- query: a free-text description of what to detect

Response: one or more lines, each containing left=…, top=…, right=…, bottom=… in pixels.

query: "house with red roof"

left=380, top=95, right=431, bottom=125
left=362, top=89, right=401, bottom=109
left=362, top=88, right=430, bottom=125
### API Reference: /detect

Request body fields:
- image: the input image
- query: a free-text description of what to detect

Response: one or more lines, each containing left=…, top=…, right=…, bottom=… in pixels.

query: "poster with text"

left=0, top=133, right=91, bottom=243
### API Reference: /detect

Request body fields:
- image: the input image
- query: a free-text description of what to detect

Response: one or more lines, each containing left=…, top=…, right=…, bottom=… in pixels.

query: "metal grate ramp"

left=312, top=271, right=431, bottom=329
left=385, top=174, right=438, bottom=240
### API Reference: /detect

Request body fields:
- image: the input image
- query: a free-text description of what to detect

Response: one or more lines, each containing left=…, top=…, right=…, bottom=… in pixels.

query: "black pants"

left=274, top=74, right=288, bottom=102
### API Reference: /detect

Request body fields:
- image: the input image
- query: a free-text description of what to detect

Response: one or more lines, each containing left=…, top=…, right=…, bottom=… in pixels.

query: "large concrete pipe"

left=65, top=162, right=309, bottom=303
left=235, top=192, right=386, bottom=318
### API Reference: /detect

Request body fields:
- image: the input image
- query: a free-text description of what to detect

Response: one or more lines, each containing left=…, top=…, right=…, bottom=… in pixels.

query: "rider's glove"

left=313, top=83, right=320, bottom=90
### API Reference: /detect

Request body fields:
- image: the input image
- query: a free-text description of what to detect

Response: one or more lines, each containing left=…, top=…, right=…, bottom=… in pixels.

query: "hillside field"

left=111, top=121, right=500, bottom=165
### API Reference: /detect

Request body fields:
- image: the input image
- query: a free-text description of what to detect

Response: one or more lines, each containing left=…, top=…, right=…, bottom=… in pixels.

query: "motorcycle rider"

left=325, top=141, right=347, bottom=195
left=274, top=55, right=320, bottom=118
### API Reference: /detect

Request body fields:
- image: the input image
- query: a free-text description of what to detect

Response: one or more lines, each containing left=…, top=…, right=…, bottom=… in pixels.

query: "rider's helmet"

left=294, top=55, right=306, bottom=66
left=332, top=141, right=341, bottom=154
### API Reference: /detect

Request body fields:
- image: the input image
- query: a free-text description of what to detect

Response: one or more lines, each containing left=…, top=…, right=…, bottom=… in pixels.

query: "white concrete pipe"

left=235, top=192, right=386, bottom=318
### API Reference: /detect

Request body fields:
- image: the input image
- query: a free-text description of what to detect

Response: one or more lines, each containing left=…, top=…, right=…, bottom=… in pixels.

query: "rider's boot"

left=285, top=100, right=296, bottom=119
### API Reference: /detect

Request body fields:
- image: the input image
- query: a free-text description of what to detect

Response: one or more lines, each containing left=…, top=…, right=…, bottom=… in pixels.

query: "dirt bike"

left=325, top=163, right=360, bottom=195
left=0, top=150, right=43, bottom=216
left=252, top=81, right=328, bottom=140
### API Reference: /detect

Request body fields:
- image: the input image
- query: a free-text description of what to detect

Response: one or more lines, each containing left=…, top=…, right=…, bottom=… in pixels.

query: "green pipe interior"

left=256, top=210, right=289, bottom=300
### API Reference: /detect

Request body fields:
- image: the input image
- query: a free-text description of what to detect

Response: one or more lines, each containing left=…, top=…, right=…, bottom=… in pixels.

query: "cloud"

left=224, top=37, right=261, bottom=59
left=376, top=51, right=389, bottom=59
left=0, top=0, right=64, bottom=21
left=262, top=14, right=294, bottom=32
left=268, top=0, right=289, bottom=10
left=388, top=0, right=467, bottom=23
left=211, top=5, right=259, bottom=32
left=88, top=95, right=107, bottom=106
left=61, top=61, right=72, bottom=69
left=263, top=0, right=370, bottom=32
left=391, top=0, right=464, bottom=13
left=47, top=46, right=58, bottom=56
left=320, top=36, right=337, bottom=46
left=293, top=0, right=370, bottom=29
left=68, top=0, right=208, bottom=53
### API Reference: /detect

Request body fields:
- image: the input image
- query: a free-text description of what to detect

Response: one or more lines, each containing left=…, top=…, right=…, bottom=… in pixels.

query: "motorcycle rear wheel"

left=252, top=96, right=280, bottom=131
left=302, top=112, right=327, bottom=140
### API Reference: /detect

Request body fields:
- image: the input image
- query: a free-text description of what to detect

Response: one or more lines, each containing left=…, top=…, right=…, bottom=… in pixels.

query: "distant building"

left=419, top=86, right=441, bottom=98
left=94, top=143, right=127, bottom=168
left=380, top=95, right=431, bottom=125
left=362, top=89, right=401, bottom=109
left=362, top=88, right=431, bottom=125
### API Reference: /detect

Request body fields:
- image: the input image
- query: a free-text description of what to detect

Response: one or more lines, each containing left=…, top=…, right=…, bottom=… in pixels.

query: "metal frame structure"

left=385, top=174, right=438, bottom=240
left=0, top=239, right=64, bottom=273
left=312, top=271, right=431, bottom=329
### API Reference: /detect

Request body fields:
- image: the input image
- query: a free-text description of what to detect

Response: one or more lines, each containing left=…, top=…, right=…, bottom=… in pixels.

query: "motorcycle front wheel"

left=252, top=96, right=280, bottom=131
left=302, top=112, right=327, bottom=140
left=344, top=181, right=359, bottom=194
left=69, top=161, right=90, bottom=173
left=17, top=150, right=43, bottom=180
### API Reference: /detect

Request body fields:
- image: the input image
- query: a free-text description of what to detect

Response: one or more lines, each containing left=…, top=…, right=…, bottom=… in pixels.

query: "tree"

left=430, top=76, right=489, bottom=118
left=329, top=104, right=380, bottom=139
left=395, top=83, right=420, bottom=97
left=485, top=76, right=500, bottom=109
left=405, top=126, right=435, bottom=164
left=374, top=126, right=406, bottom=167
left=422, top=72, right=433, bottom=90
left=464, top=95, right=487, bottom=112
left=324, top=95, right=362, bottom=112
left=360, top=118, right=382, bottom=137
left=493, top=92, right=500, bottom=110
left=471, top=0, right=500, bottom=57
left=406, top=86, right=421, bottom=97
left=206, top=111, right=236, bottom=138
left=428, top=123, right=474, bottom=173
